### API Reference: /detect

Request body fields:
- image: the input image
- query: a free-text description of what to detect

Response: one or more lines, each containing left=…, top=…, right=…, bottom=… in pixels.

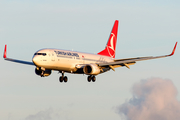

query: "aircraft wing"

left=3, top=45, right=34, bottom=65
left=98, top=42, right=177, bottom=69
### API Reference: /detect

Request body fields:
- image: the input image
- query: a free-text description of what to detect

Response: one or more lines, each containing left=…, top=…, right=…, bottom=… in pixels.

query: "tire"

left=92, top=76, right=96, bottom=82
left=59, top=76, right=63, bottom=82
left=87, top=76, right=91, bottom=82
left=64, top=76, right=68, bottom=82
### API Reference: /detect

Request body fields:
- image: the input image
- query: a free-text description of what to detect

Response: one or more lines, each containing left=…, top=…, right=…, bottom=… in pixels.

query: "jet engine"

left=35, top=67, right=51, bottom=77
left=83, top=64, right=101, bottom=75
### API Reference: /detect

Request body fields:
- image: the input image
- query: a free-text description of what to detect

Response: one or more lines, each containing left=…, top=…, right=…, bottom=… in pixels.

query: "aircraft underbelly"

left=50, top=57, right=78, bottom=72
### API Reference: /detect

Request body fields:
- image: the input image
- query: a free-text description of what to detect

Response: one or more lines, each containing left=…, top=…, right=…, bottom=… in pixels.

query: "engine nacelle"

left=83, top=64, right=101, bottom=75
left=35, top=67, right=51, bottom=77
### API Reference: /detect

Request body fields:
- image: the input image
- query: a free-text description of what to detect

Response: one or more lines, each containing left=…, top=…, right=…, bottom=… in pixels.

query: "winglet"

left=169, top=42, right=177, bottom=56
left=3, top=45, right=7, bottom=58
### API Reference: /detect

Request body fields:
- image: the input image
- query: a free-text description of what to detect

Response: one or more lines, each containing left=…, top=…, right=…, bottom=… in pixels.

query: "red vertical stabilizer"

left=98, top=20, right=119, bottom=58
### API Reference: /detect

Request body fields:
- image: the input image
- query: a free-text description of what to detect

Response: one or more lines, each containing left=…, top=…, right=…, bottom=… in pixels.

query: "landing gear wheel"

left=92, top=76, right=96, bottom=82
left=64, top=76, right=68, bottom=82
left=59, top=71, right=68, bottom=83
left=59, top=76, right=63, bottom=82
left=87, top=76, right=92, bottom=82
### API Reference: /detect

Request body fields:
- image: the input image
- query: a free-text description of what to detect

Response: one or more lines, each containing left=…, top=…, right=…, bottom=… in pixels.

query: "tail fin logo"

left=109, top=33, right=115, bottom=51
left=107, top=33, right=116, bottom=57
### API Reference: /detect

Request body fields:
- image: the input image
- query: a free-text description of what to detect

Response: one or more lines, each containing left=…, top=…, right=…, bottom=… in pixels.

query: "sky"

left=0, top=0, right=180, bottom=120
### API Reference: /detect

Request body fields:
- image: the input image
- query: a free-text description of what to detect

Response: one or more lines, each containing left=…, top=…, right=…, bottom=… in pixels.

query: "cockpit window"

left=34, top=53, right=47, bottom=56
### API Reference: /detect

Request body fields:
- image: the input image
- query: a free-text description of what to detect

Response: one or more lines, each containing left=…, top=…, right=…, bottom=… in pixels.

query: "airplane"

left=3, top=20, right=177, bottom=83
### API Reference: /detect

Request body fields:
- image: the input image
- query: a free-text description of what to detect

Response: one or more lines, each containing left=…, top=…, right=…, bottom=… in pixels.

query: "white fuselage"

left=32, top=49, right=114, bottom=73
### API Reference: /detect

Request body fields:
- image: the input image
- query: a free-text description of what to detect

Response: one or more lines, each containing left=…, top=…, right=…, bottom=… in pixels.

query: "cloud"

left=24, top=108, right=71, bottom=120
left=116, top=78, right=180, bottom=120
left=25, top=108, right=53, bottom=120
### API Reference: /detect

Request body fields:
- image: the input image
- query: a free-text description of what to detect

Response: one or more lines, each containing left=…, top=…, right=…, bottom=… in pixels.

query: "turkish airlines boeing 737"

left=3, top=20, right=177, bottom=83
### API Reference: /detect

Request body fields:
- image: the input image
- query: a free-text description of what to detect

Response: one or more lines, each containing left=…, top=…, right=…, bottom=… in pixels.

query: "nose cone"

left=32, top=56, right=39, bottom=65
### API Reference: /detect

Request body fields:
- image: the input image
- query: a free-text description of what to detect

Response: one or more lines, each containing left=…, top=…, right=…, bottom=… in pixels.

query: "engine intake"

left=35, top=67, right=51, bottom=77
left=83, top=64, right=100, bottom=75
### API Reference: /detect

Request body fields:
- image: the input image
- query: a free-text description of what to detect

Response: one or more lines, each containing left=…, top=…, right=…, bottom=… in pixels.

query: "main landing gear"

left=87, top=75, right=96, bottom=82
left=59, top=71, right=68, bottom=83
left=59, top=71, right=96, bottom=83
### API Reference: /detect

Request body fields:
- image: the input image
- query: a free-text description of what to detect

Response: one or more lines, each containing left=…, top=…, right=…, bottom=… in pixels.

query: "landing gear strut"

left=41, top=71, right=44, bottom=77
left=59, top=71, right=68, bottom=83
left=87, top=75, right=96, bottom=82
